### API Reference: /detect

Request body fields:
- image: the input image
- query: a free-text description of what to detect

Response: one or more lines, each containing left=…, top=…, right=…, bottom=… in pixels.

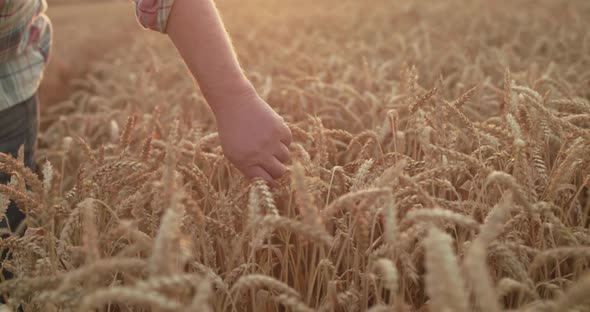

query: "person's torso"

left=0, top=0, right=52, bottom=110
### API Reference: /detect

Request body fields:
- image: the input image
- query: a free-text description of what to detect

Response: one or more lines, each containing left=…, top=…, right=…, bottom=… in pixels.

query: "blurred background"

left=40, top=1, right=140, bottom=107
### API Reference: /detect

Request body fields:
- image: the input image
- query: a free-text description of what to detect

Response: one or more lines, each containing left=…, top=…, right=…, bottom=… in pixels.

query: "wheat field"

left=1, top=0, right=590, bottom=311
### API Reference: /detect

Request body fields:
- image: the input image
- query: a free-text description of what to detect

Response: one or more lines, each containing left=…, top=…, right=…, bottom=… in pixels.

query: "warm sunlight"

left=0, top=0, right=589, bottom=311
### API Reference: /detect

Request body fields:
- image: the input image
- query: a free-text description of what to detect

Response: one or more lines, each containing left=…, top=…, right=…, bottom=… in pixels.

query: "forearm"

left=166, top=0, right=255, bottom=114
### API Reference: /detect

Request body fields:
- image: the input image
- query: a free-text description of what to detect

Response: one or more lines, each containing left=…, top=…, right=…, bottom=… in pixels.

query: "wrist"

left=204, top=77, right=259, bottom=117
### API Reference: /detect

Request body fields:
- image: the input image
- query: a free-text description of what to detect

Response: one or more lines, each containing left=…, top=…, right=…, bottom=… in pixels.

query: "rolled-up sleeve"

left=134, top=0, right=177, bottom=33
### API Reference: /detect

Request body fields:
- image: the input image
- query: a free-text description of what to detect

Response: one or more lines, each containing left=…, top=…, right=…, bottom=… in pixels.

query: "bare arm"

left=165, top=0, right=292, bottom=183
left=166, top=0, right=251, bottom=111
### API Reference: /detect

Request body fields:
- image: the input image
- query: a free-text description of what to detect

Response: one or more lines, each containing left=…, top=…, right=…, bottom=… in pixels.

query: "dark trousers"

left=0, top=94, right=39, bottom=296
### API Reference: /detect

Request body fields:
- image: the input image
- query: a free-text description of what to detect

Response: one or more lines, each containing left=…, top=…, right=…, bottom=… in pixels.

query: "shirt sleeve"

left=134, top=0, right=177, bottom=33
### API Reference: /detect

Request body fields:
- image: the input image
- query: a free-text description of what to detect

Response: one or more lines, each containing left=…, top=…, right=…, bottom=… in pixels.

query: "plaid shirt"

left=0, top=0, right=176, bottom=111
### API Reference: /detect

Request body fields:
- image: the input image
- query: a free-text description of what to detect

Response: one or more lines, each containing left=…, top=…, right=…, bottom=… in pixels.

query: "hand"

left=212, top=90, right=292, bottom=184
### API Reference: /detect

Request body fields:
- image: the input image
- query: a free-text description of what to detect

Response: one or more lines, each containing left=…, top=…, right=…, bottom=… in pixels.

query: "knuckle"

left=271, top=125, right=283, bottom=137
left=282, top=127, right=293, bottom=142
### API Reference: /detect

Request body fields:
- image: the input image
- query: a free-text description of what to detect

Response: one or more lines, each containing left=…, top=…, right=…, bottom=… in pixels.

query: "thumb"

left=242, top=165, right=277, bottom=187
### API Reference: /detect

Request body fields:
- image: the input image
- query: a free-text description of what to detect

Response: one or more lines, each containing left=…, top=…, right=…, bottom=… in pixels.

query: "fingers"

left=242, top=165, right=274, bottom=184
left=274, top=143, right=291, bottom=164
left=280, top=123, right=293, bottom=147
left=261, top=156, right=287, bottom=179
left=242, top=160, right=285, bottom=187
left=234, top=115, right=292, bottom=184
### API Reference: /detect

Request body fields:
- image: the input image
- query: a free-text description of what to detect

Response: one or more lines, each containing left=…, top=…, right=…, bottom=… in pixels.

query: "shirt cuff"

left=135, top=0, right=176, bottom=33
